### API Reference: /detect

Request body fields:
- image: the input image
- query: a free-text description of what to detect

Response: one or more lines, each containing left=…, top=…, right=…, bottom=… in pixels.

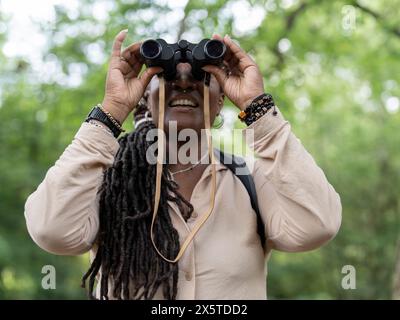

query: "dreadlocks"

left=81, top=96, right=194, bottom=300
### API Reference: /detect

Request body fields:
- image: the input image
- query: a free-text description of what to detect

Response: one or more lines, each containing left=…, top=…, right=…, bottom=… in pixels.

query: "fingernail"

left=122, top=29, right=128, bottom=33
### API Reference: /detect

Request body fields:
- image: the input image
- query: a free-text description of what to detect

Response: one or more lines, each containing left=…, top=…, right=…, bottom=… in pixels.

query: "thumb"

left=211, top=33, right=224, bottom=41
left=202, top=65, right=227, bottom=87
left=139, top=66, right=163, bottom=88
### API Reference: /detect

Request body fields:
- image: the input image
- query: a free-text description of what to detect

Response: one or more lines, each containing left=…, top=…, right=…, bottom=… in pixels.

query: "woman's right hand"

left=101, top=29, right=163, bottom=124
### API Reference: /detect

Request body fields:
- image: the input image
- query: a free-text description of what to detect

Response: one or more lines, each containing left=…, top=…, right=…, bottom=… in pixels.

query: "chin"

left=164, top=109, right=203, bottom=132
left=163, top=116, right=201, bottom=134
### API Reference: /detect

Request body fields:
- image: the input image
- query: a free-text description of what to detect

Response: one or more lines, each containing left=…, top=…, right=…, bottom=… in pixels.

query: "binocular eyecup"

left=140, top=38, right=226, bottom=81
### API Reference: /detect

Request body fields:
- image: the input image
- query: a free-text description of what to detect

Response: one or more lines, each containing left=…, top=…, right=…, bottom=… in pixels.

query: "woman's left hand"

left=202, top=34, right=265, bottom=111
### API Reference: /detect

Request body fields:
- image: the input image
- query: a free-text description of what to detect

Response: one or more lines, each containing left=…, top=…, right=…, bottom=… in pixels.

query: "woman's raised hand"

left=202, top=34, right=265, bottom=111
left=102, top=30, right=163, bottom=124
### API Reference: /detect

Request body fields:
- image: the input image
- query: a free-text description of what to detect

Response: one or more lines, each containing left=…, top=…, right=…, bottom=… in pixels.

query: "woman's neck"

left=166, top=130, right=211, bottom=172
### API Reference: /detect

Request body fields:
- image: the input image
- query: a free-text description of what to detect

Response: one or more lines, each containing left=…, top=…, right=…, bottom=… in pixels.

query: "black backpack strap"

left=214, top=149, right=266, bottom=250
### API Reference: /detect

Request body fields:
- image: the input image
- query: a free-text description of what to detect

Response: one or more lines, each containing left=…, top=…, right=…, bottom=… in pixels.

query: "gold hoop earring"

left=213, top=113, right=224, bottom=129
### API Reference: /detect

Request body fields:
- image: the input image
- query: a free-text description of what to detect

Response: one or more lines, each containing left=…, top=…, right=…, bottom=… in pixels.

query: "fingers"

left=138, top=66, right=164, bottom=89
left=211, top=33, right=234, bottom=64
left=119, top=41, right=147, bottom=78
left=113, top=55, right=142, bottom=78
left=109, top=30, right=147, bottom=78
left=223, top=35, right=257, bottom=74
left=109, top=29, right=143, bottom=77
left=119, top=59, right=134, bottom=74
left=110, top=29, right=128, bottom=66
left=212, top=33, right=256, bottom=74
left=122, top=59, right=145, bottom=79
left=211, top=33, right=224, bottom=41
left=201, top=65, right=228, bottom=87
left=121, top=41, right=144, bottom=66
left=223, top=34, right=247, bottom=61
left=107, top=30, right=149, bottom=79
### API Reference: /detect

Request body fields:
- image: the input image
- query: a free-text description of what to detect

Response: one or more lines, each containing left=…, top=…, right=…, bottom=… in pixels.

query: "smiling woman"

left=24, top=29, right=342, bottom=300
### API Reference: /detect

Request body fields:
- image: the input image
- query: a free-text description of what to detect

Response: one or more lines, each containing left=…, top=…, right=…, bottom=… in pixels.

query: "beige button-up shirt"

left=24, top=107, right=342, bottom=299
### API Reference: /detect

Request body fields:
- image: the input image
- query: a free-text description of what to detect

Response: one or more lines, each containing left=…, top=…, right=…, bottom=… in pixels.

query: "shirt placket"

left=168, top=200, right=196, bottom=299
left=166, top=162, right=226, bottom=299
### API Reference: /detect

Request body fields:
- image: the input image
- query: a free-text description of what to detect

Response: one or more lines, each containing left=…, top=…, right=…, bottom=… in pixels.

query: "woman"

left=24, top=30, right=342, bottom=300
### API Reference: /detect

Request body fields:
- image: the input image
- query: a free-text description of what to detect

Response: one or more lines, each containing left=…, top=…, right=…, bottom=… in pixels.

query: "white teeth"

left=170, top=99, right=197, bottom=107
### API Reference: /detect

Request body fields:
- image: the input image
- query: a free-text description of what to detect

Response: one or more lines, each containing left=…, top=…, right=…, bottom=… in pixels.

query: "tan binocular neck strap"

left=150, top=73, right=217, bottom=264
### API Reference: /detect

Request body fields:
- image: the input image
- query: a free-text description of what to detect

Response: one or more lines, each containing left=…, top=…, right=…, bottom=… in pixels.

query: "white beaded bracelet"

left=88, top=119, right=115, bottom=137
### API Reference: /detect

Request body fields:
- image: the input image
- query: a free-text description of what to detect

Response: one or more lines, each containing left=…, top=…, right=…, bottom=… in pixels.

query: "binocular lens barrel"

left=140, top=38, right=226, bottom=81
left=141, top=40, right=162, bottom=59
left=204, top=40, right=225, bottom=59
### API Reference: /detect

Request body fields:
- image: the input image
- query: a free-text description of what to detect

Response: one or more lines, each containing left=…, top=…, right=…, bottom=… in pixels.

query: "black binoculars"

left=139, top=38, right=226, bottom=82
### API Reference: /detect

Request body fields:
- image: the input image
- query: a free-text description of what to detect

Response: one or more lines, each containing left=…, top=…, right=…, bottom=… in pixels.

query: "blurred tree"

left=0, top=0, right=399, bottom=299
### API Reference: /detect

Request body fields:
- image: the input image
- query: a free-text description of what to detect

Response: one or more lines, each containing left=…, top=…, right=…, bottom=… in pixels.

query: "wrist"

left=238, top=93, right=277, bottom=125
left=239, top=91, right=265, bottom=111
left=101, top=98, right=131, bottom=124
left=85, top=104, right=125, bottom=138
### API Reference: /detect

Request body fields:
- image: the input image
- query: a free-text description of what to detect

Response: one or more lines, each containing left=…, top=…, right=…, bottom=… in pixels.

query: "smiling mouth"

left=168, top=98, right=199, bottom=108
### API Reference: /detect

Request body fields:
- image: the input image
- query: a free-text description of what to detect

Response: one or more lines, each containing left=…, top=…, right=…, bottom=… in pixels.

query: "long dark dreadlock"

left=81, top=96, right=193, bottom=300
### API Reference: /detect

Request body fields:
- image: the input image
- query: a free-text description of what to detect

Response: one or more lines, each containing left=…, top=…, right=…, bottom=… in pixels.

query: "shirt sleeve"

left=24, top=122, right=119, bottom=255
left=243, top=107, right=342, bottom=252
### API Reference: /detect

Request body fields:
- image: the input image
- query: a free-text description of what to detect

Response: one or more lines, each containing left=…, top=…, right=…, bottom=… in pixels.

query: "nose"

left=171, top=63, right=198, bottom=92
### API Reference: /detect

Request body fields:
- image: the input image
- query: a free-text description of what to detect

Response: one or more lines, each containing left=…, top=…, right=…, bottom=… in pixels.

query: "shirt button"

left=191, top=212, right=198, bottom=219
left=185, top=272, right=193, bottom=281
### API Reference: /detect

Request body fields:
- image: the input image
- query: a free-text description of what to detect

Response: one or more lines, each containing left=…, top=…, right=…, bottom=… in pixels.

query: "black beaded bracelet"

left=238, top=93, right=277, bottom=126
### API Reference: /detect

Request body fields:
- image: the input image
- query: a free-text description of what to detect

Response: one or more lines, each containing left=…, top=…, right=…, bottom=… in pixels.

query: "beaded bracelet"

left=88, top=119, right=114, bottom=137
left=238, top=93, right=277, bottom=126
left=98, top=104, right=125, bottom=133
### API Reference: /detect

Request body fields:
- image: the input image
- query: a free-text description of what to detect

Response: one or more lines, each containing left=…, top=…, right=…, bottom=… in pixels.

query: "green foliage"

left=0, top=0, right=399, bottom=299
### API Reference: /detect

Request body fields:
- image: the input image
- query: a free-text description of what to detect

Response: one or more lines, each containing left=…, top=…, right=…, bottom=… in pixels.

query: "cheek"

left=208, top=78, right=222, bottom=120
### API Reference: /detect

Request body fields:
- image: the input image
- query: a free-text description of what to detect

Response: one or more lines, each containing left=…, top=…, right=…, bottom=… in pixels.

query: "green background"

left=0, top=0, right=399, bottom=299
